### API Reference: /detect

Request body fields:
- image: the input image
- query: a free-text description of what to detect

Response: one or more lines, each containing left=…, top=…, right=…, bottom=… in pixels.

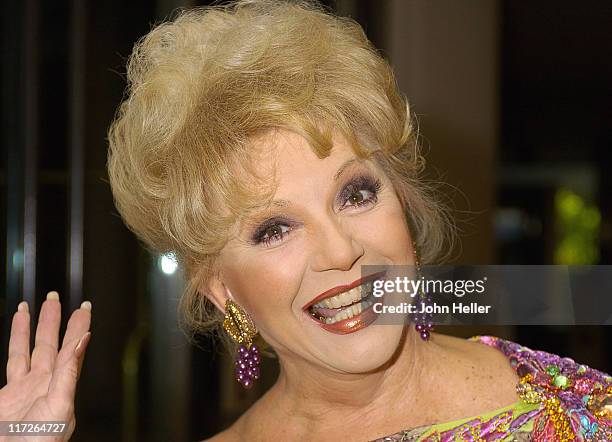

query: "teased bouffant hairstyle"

left=107, top=0, right=456, bottom=346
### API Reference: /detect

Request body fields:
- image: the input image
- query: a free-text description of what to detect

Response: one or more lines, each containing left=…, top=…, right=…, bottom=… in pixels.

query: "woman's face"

left=210, top=129, right=416, bottom=373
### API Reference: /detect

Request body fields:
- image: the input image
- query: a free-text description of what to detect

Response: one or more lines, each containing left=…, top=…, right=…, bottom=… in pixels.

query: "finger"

left=30, top=292, right=62, bottom=373
left=75, top=331, right=91, bottom=380
left=52, top=301, right=91, bottom=394
left=48, top=331, right=91, bottom=408
left=60, top=301, right=91, bottom=349
left=6, top=302, right=31, bottom=383
left=47, top=300, right=91, bottom=404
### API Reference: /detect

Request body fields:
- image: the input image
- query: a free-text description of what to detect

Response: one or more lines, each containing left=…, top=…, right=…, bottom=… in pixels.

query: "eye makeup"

left=248, top=169, right=385, bottom=247
left=335, top=173, right=382, bottom=209
left=249, top=215, right=297, bottom=247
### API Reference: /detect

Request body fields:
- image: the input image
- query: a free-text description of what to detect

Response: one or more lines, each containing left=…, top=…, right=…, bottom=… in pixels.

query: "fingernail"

left=46, top=291, right=59, bottom=301
left=74, top=332, right=91, bottom=357
left=80, top=301, right=92, bottom=311
left=17, top=301, right=29, bottom=313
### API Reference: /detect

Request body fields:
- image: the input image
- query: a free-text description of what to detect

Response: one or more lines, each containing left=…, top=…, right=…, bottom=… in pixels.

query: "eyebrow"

left=269, top=158, right=364, bottom=208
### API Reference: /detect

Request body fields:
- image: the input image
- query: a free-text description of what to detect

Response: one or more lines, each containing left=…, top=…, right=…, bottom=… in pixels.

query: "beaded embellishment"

left=474, top=336, right=612, bottom=441
left=370, top=336, right=612, bottom=442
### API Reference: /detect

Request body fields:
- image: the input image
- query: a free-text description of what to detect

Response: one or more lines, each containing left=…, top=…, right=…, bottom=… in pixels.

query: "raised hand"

left=0, top=292, right=92, bottom=441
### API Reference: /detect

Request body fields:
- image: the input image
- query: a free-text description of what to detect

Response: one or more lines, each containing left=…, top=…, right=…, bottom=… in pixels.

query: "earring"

left=412, top=241, right=434, bottom=341
left=223, top=299, right=261, bottom=389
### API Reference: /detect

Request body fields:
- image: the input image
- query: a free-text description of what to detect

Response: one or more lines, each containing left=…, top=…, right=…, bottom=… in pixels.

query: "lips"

left=302, top=269, right=388, bottom=335
left=302, top=270, right=387, bottom=312
left=308, top=301, right=379, bottom=334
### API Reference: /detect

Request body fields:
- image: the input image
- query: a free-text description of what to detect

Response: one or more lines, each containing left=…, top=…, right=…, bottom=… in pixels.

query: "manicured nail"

left=46, top=291, right=59, bottom=301
left=74, top=332, right=91, bottom=357
left=80, top=301, right=92, bottom=311
left=17, top=301, right=29, bottom=313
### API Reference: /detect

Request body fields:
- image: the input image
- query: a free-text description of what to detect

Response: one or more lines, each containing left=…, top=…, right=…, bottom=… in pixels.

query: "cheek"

left=361, top=199, right=412, bottom=259
left=223, top=248, right=303, bottom=318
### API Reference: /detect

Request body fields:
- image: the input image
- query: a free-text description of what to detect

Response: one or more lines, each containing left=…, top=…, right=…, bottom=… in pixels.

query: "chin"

left=310, top=321, right=406, bottom=374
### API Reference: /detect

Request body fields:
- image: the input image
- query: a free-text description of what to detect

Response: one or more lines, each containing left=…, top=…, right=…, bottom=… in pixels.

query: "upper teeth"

left=313, top=280, right=375, bottom=309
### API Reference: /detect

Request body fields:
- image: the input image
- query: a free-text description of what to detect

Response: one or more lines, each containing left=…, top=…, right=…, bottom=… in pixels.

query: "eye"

left=250, top=174, right=383, bottom=248
left=344, top=189, right=375, bottom=207
left=260, top=223, right=291, bottom=246
left=339, top=174, right=382, bottom=210
left=252, top=219, right=293, bottom=247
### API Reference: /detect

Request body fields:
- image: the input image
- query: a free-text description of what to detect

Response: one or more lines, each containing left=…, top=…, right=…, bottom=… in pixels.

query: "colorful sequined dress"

left=372, top=336, right=612, bottom=442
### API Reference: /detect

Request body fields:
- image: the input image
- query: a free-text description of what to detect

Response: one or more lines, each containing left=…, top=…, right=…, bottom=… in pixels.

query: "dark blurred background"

left=1, top=0, right=610, bottom=440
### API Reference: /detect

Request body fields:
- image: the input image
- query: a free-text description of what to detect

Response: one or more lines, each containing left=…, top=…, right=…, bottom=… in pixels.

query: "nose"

left=309, top=216, right=365, bottom=272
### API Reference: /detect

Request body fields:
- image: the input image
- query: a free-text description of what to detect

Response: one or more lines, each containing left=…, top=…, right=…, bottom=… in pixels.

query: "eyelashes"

left=249, top=173, right=383, bottom=247
left=336, top=174, right=382, bottom=208
left=250, top=216, right=296, bottom=247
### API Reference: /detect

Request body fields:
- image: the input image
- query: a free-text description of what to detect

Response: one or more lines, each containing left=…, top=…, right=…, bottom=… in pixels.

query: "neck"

left=268, top=326, right=443, bottom=428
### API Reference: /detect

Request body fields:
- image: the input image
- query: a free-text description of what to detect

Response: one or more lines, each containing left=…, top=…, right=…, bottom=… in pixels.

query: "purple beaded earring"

left=223, top=299, right=261, bottom=389
left=412, top=240, right=434, bottom=340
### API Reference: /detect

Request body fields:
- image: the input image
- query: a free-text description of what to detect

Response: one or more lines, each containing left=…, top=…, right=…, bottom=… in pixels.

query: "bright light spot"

left=554, top=188, right=600, bottom=264
left=159, top=252, right=178, bottom=275
left=556, top=189, right=583, bottom=220
left=12, top=249, right=24, bottom=270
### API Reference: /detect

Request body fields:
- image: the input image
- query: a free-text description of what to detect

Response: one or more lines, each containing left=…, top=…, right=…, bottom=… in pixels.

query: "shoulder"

left=469, top=335, right=612, bottom=385
left=470, top=335, right=612, bottom=440
left=433, top=333, right=523, bottom=410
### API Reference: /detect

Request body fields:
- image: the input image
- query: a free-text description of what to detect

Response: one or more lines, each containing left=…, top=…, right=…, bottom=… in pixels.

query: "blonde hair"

left=107, top=0, right=456, bottom=347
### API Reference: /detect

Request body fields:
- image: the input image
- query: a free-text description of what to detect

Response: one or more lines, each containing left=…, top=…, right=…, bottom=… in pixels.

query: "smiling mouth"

left=307, top=279, right=380, bottom=325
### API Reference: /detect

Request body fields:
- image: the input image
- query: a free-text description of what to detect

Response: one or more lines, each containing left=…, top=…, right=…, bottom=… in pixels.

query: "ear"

left=202, top=271, right=235, bottom=314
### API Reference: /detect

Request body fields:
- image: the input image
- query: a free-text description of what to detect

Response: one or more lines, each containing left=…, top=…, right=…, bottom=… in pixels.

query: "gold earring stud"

left=223, top=299, right=258, bottom=344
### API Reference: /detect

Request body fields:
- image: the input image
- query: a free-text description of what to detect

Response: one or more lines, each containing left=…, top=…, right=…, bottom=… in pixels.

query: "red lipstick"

left=302, top=269, right=388, bottom=335
left=302, top=270, right=387, bottom=311
left=306, top=301, right=379, bottom=334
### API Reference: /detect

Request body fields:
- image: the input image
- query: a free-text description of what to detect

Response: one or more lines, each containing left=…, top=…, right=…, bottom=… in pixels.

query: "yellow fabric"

left=419, top=400, right=539, bottom=438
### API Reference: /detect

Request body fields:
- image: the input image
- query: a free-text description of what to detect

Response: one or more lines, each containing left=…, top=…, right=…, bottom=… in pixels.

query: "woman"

left=2, top=0, right=611, bottom=440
